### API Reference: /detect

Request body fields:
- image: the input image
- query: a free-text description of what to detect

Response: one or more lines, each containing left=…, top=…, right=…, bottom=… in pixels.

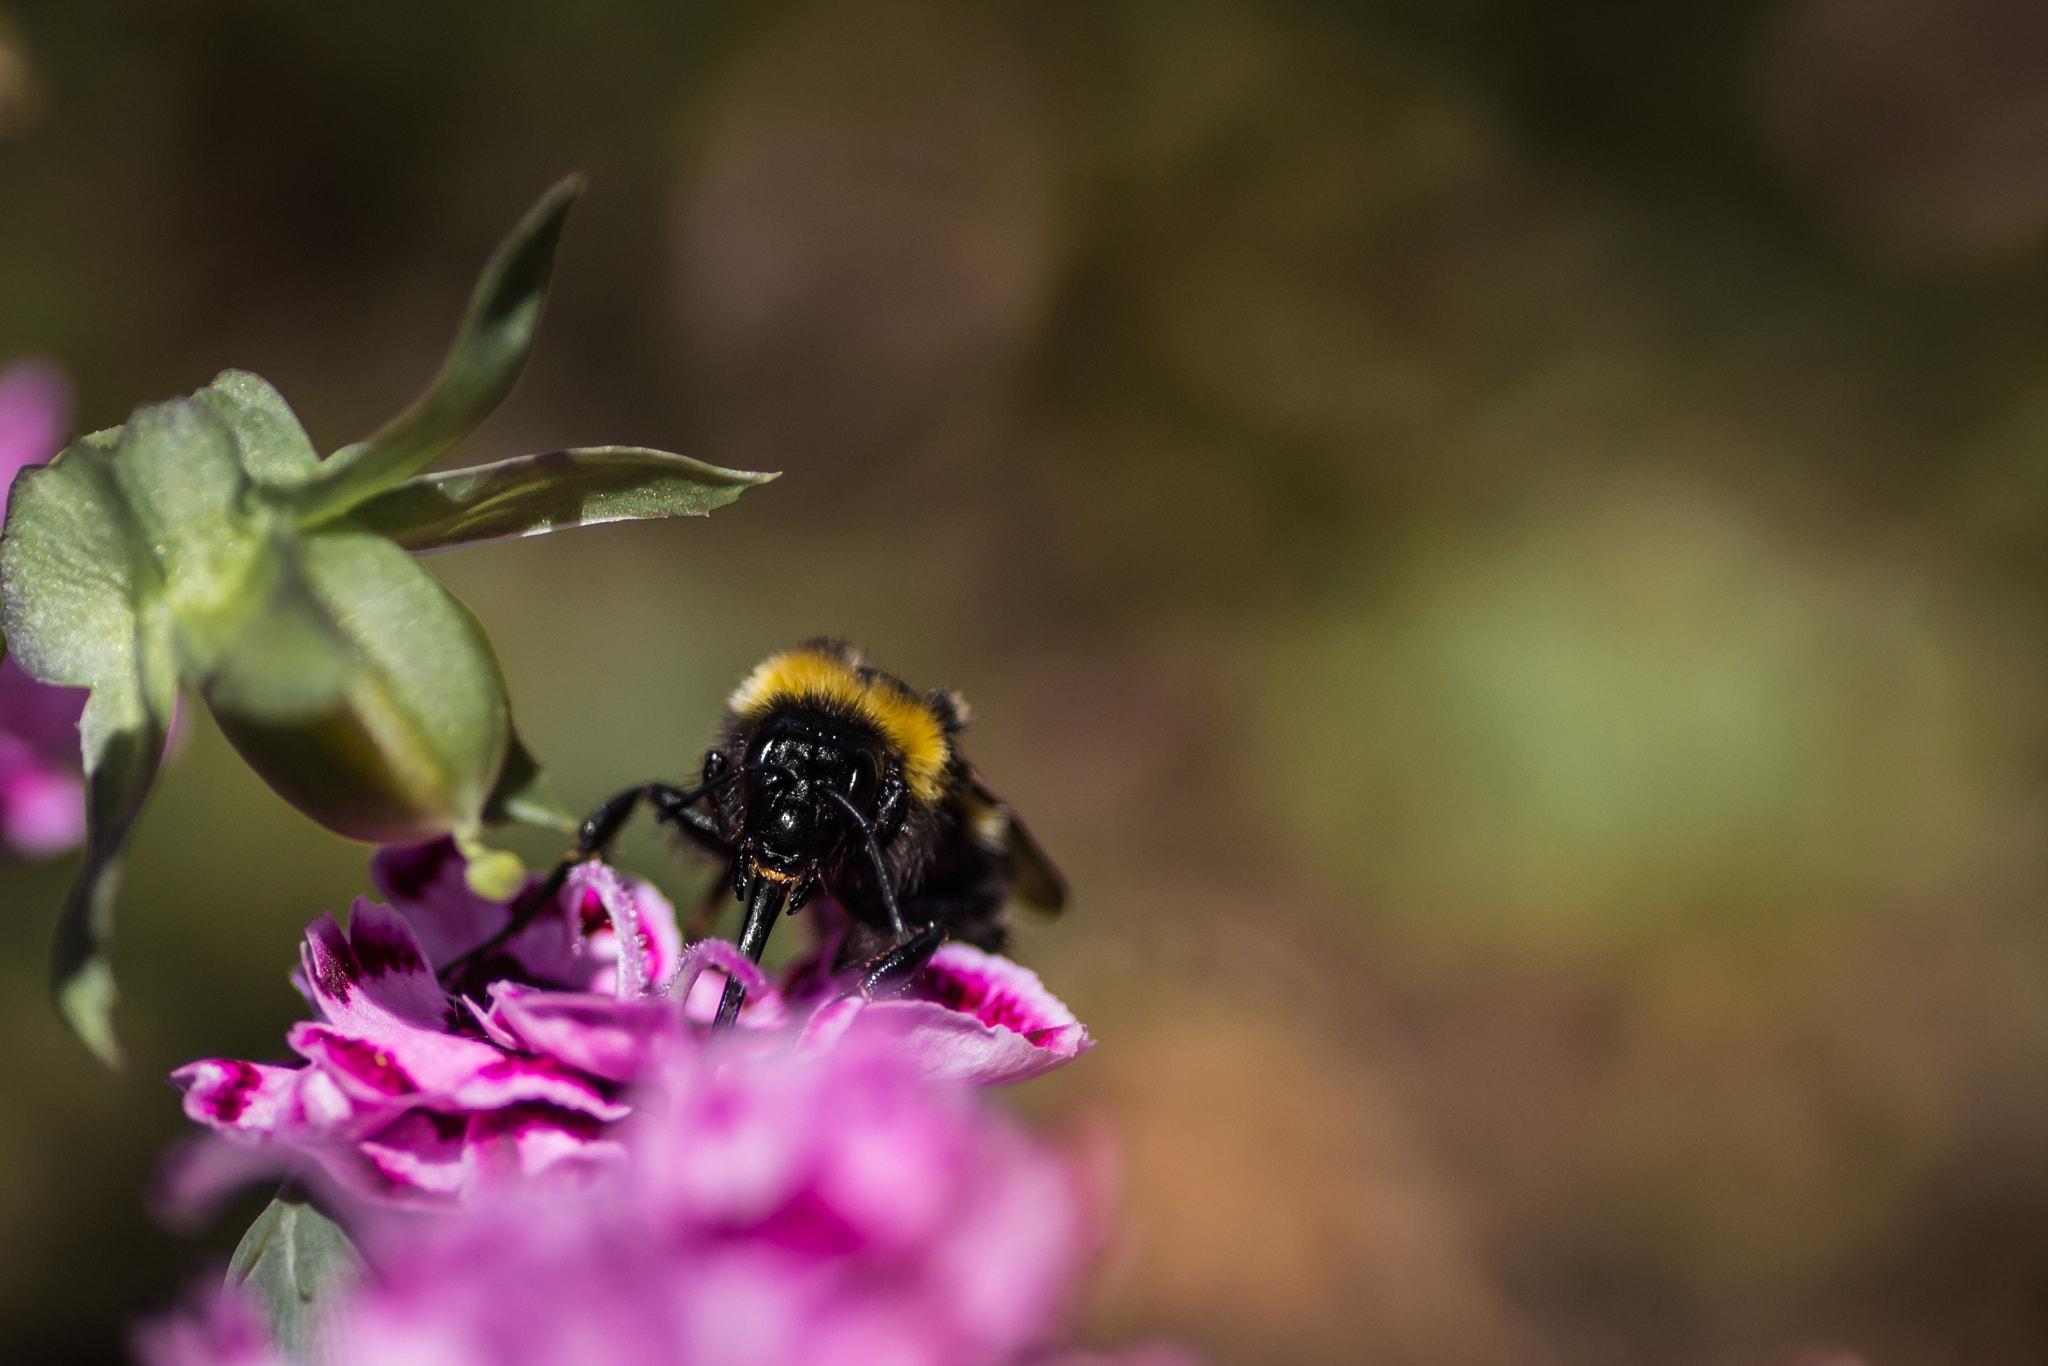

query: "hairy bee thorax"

left=723, top=639, right=966, bottom=804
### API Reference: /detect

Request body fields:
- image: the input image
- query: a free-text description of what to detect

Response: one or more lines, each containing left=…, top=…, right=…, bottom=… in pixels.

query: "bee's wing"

left=966, top=773, right=1067, bottom=916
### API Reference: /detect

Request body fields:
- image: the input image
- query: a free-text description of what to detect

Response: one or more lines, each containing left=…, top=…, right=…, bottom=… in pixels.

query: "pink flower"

left=0, top=360, right=86, bottom=860
left=167, top=841, right=1093, bottom=1213
left=169, top=840, right=682, bottom=1209
left=152, top=1041, right=1181, bottom=1366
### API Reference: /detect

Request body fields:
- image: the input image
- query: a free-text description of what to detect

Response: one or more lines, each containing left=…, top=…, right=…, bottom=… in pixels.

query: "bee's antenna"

left=823, top=788, right=908, bottom=942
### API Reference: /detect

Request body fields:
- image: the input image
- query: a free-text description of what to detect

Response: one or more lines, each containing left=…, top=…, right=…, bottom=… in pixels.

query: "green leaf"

left=197, top=369, right=322, bottom=490
left=227, top=1191, right=364, bottom=1364
left=346, top=446, right=777, bottom=553
left=291, top=177, right=584, bottom=525
left=208, top=529, right=511, bottom=844
left=52, top=656, right=175, bottom=1068
left=1, top=442, right=176, bottom=1066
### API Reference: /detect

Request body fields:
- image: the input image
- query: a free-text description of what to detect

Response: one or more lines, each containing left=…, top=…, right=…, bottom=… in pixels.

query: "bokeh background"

left=7, top=1, right=2048, bottom=1362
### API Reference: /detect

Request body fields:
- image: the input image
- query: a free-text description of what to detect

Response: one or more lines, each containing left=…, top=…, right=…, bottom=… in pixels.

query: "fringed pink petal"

left=465, top=1103, right=625, bottom=1184
left=846, top=1000, right=1091, bottom=1085
left=170, top=1059, right=301, bottom=1135
left=372, top=838, right=579, bottom=982
left=444, top=1054, right=632, bottom=1121
left=133, top=1284, right=287, bottom=1366
left=670, top=937, right=771, bottom=1011
left=297, top=903, right=447, bottom=1035
left=571, top=875, right=685, bottom=996
left=564, top=862, right=645, bottom=997
left=797, top=945, right=1094, bottom=1085
left=484, top=983, right=676, bottom=1083
left=917, top=943, right=1085, bottom=1040
left=369, top=840, right=509, bottom=967
left=289, top=1021, right=631, bottom=1121
left=355, top=1110, right=473, bottom=1198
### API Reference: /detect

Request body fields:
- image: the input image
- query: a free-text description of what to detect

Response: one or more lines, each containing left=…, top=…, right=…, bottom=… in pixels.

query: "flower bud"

left=198, top=529, right=512, bottom=845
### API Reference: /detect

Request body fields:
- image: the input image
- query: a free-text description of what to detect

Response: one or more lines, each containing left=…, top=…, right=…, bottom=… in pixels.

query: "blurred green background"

left=9, top=0, right=2048, bottom=1362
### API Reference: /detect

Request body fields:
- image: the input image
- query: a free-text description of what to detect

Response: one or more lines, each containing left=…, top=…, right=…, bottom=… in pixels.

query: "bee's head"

left=709, top=641, right=965, bottom=906
left=708, top=711, right=906, bottom=883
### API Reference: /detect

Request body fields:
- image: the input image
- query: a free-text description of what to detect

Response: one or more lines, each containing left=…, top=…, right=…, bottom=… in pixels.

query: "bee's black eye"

left=848, top=751, right=878, bottom=800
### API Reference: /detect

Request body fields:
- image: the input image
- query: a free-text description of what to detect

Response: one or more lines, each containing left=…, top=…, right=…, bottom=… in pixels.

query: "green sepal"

left=109, top=398, right=257, bottom=597
left=291, top=177, right=584, bottom=526
left=197, top=369, right=322, bottom=490
left=483, top=724, right=576, bottom=833
left=347, top=447, right=777, bottom=553
left=227, top=1190, right=364, bottom=1364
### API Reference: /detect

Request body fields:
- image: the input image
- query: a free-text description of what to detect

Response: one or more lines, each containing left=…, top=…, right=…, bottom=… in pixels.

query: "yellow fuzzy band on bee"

left=728, top=647, right=952, bottom=804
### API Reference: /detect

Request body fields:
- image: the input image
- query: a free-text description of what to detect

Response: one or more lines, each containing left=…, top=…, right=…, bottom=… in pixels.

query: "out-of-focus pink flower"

left=152, top=1041, right=1148, bottom=1366
left=0, top=359, right=68, bottom=487
left=134, top=1290, right=286, bottom=1366
left=167, top=840, right=1093, bottom=1213
left=0, top=359, right=86, bottom=860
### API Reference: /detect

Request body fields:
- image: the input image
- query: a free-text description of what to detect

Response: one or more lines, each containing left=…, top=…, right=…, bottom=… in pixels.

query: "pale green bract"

left=0, top=176, right=776, bottom=1065
left=227, top=1193, right=364, bottom=1365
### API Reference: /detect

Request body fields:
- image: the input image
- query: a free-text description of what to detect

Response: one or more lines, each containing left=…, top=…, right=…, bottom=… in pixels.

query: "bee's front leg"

left=855, top=921, right=948, bottom=999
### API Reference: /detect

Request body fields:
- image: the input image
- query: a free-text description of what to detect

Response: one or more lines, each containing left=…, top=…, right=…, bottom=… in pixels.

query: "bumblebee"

left=457, top=640, right=1064, bottom=1024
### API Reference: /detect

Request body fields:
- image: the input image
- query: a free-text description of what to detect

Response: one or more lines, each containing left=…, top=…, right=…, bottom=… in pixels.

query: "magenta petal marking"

left=171, top=1059, right=299, bottom=1133
left=917, top=943, right=1083, bottom=1037
left=448, top=1054, right=632, bottom=1121
left=485, top=983, right=675, bottom=1083
left=289, top=1020, right=629, bottom=1120
left=371, top=840, right=511, bottom=968
left=344, top=899, right=447, bottom=1021
left=298, top=904, right=447, bottom=1035
left=466, top=1103, right=624, bottom=1181
left=357, top=1109, right=472, bottom=1197
left=816, top=945, right=1094, bottom=1085
left=0, top=655, right=88, bottom=764
left=289, top=1024, right=421, bottom=1099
